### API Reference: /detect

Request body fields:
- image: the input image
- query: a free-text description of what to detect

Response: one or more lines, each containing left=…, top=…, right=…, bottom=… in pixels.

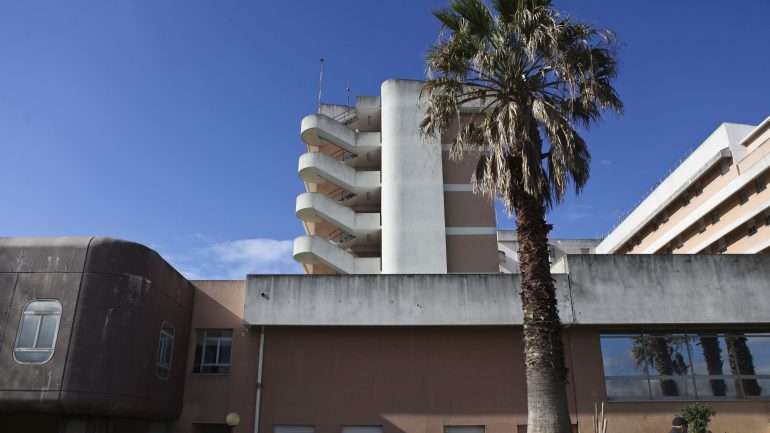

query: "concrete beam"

left=245, top=255, right=770, bottom=327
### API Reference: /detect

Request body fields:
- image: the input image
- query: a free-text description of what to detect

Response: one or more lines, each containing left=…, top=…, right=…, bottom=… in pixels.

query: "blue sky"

left=2, top=1, right=769, bottom=278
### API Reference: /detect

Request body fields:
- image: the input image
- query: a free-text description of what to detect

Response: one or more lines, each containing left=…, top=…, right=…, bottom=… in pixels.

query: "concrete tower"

left=293, top=79, right=499, bottom=274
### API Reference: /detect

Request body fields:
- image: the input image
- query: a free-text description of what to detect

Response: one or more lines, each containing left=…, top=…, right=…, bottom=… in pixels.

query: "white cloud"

left=161, top=237, right=302, bottom=280
left=563, top=204, right=593, bottom=222
left=210, top=238, right=298, bottom=278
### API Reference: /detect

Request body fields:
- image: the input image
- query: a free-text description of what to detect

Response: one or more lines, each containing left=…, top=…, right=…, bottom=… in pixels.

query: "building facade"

left=3, top=79, right=770, bottom=433
left=5, top=240, right=770, bottom=433
left=598, top=116, right=770, bottom=255
left=294, top=80, right=498, bottom=274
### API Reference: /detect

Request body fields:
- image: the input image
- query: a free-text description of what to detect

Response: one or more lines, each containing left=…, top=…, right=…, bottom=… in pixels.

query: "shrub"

left=680, top=403, right=716, bottom=433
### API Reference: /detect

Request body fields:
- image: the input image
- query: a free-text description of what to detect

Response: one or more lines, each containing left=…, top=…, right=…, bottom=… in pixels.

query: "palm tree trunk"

left=515, top=191, right=572, bottom=433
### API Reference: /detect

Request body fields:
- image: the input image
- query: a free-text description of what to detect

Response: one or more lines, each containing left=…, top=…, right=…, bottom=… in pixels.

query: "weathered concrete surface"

left=381, top=79, right=448, bottom=273
left=245, top=255, right=770, bottom=326
left=0, top=237, right=194, bottom=419
left=567, top=254, right=770, bottom=325
left=0, top=237, right=91, bottom=273
left=245, top=274, right=572, bottom=326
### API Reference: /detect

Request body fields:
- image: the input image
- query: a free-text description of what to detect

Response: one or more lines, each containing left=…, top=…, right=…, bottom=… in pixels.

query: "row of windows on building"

left=11, top=299, right=179, bottom=380
left=622, top=167, right=770, bottom=254
left=13, top=300, right=770, bottom=405
left=10, top=299, right=234, bottom=378
left=600, top=332, right=770, bottom=401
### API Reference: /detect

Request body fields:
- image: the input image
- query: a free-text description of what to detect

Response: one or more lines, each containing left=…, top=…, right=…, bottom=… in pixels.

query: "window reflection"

left=601, top=332, right=770, bottom=401
left=691, top=335, right=732, bottom=397
left=601, top=336, right=648, bottom=376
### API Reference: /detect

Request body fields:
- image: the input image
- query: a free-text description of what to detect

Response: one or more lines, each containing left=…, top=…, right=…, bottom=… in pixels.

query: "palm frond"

left=421, top=0, right=622, bottom=212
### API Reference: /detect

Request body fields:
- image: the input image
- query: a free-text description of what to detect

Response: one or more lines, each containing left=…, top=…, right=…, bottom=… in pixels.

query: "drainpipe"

left=253, top=326, right=265, bottom=433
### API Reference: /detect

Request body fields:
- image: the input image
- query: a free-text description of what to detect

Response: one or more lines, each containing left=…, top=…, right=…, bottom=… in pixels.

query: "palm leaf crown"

left=421, top=0, right=622, bottom=213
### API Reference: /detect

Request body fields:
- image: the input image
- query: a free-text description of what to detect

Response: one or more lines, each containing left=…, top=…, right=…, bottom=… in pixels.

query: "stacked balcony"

left=294, top=98, right=382, bottom=274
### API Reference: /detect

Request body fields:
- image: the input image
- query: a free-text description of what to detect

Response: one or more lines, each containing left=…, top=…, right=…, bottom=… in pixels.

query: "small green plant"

left=680, top=403, right=716, bottom=433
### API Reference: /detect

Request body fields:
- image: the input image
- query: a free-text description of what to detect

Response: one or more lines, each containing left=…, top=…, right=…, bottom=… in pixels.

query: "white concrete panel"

left=295, top=192, right=380, bottom=235
left=298, top=152, right=380, bottom=194
left=380, top=79, right=447, bottom=273
left=293, top=235, right=380, bottom=274
left=300, top=113, right=380, bottom=153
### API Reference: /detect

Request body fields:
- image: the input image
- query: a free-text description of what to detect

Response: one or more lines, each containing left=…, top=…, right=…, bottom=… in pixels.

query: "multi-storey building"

left=2, top=79, right=769, bottom=433
left=293, top=80, right=597, bottom=275
left=598, top=116, right=770, bottom=255
left=294, top=80, right=498, bottom=274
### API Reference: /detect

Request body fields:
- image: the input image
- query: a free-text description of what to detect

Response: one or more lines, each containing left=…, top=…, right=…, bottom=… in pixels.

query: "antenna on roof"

left=346, top=80, right=351, bottom=107
left=317, top=58, right=325, bottom=113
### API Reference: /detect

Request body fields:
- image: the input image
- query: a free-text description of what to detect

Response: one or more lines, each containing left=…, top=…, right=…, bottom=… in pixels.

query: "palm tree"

left=420, top=1, right=621, bottom=431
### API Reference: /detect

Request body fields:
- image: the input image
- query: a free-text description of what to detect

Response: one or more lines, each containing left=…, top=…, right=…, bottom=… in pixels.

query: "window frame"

left=156, top=321, right=175, bottom=380
left=193, top=329, right=233, bottom=375
left=14, top=299, right=62, bottom=365
left=443, top=426, right=486, bottom=433
left=600, top=331, right=770, bottom=402
left=340, top=426, right=384, bottom=433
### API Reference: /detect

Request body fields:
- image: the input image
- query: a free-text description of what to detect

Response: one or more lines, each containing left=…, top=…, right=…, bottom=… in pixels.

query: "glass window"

left=600, top=336, right=649, bottom=376
left=445, top=427, right=484, bottom=433
left=690, top=334, right=738, bottom=398
left=736, top=334, right=770, bottom=375
left=604, top=377, right=651, bottom=400
left=157, top=322, right=175, bottom=379
left=600, top=332, right=770, bottom=401
left=644, top=334, right=693, bottom=399
left=274, top=426, right=315, bottom=433
left=342, top=427, right=383, bottom=433
left=14, top=300, right=62, bottom=364
left=193, top=329, right=233, bottom=374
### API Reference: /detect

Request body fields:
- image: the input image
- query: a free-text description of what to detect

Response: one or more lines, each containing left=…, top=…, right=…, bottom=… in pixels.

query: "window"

left=600, top=332, right=770, bottom=401
left=739, top=189, right=750, bottom=205
left=194, top=424, right=231, bottom=433
left=445, top=426, right=484, bottom=433
left=274, top=426, right=315, bottom=433
left=193, top=329, right=233, bottom=374
left=342, top=427, right=383, bottom=433
left=755, top=177, right=766, bottom=194
left=157, top=322, right=175, bottom=379
left=692, top=182, right=703, bottom=196
left=14, top=300, right=62, bottom=364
